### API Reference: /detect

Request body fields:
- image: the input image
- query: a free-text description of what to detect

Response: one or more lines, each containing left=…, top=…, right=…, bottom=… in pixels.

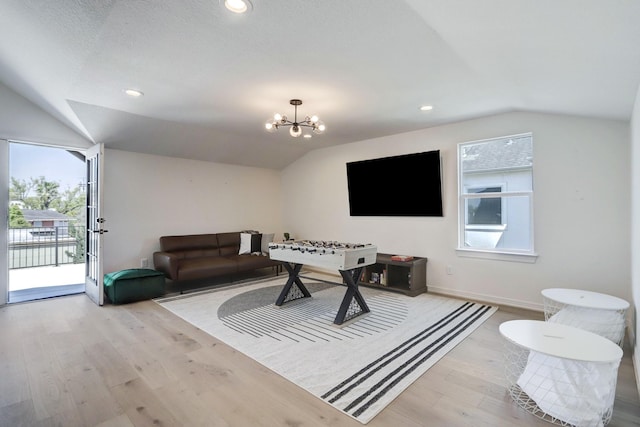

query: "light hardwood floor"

left=1, top=292, right=638, bottom=427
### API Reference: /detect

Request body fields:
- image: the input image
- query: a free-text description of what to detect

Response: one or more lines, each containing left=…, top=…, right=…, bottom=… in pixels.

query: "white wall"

left=631, top=82, right=640, bottom=392
left=282, top=112, right=631, bottom=311
left=0, top=82, right=90, bottom=149
left=102, top=149, right=284, bottom=273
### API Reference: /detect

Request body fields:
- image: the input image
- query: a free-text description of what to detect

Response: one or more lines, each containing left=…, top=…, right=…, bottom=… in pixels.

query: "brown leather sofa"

left=153, top=232, right=281, bottom=283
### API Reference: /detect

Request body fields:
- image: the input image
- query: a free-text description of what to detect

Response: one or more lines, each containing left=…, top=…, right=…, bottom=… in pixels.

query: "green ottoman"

left=104, top=268, right=165, bottom=304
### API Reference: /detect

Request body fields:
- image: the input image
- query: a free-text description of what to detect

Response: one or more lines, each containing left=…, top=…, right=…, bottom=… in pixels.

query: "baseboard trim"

left=304, top=267, right=545, bottom=312
left=630, top=326, right=640, bottom=400
left=417, top=285, right=544, bottom=313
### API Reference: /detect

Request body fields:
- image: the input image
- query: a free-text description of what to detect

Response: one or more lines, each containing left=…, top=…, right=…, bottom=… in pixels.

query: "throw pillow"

left=261, top=233, right=275, bottom=255
left=239, top=233, right=253, bottom=254
left=250, top=233, right=262, bottom=253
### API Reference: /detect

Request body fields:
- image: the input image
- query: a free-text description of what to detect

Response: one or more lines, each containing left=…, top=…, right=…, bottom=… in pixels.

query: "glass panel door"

left=84, top=143, right=105, bottom=305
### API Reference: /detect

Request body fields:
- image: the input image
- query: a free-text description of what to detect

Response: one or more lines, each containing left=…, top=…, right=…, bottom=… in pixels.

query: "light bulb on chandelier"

left=264, top=99, right=325, bottom=138
left=289, top=125, right=302, bottom=137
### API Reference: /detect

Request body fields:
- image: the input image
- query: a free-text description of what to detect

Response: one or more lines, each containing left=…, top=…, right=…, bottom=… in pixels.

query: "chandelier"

left=265, top=99, right=326, bottom=138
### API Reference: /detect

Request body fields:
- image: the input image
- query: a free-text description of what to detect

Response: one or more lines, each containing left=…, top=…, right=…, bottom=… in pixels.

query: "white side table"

left=542, top=288, right=629, bottom=346
left=499, top=320, right=622, bottom=427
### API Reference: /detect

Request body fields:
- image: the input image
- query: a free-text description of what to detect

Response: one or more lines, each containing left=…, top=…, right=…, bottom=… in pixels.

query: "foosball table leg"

left=335, top=267, right=370, bottom=325
left=275, top=262, right=312, bottom=306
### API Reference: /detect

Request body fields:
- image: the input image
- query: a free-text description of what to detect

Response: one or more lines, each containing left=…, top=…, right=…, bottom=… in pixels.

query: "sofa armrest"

left=153, top=251, right=179, bottom=280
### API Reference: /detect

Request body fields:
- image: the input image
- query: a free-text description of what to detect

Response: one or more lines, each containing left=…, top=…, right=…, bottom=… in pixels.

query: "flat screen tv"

left=346, top=150, right=443, bottom=217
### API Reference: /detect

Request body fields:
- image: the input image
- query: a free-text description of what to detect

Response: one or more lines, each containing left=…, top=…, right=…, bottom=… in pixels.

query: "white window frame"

left=456, top=133, right=537, bottom=263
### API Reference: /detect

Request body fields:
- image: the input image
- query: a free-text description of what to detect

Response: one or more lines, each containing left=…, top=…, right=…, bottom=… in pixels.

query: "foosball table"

left=268, top=240, right=377, bottom=325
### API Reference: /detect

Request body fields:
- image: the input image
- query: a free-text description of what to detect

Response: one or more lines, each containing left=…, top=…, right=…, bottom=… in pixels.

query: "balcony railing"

left=9, top=225, right=85, bottom=269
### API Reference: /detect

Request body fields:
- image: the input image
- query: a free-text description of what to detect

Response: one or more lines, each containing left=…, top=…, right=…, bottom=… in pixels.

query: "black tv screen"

left=346, top=150, right=443, bottom=217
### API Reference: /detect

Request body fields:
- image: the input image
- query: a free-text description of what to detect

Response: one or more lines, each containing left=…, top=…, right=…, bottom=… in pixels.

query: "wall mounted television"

left=346, top=150, right=443, bottom=217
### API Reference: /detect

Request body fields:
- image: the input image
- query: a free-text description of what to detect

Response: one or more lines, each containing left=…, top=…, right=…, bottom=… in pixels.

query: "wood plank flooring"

left=0, top=292, right=638, bottom=427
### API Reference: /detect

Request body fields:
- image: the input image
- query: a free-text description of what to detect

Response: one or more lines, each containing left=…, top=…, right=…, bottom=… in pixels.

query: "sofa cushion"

left=218, top=232, right=241, bottom=256
left=181, top=249, right=220, bottom=259
left=160, top=234, right=219, bottom=253
left=178, top=257, right=237, bottom=281
left=228, top=254, right=279, bottom=271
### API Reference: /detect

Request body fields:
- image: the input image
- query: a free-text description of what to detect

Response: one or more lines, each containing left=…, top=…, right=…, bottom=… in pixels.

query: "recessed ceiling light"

left=420, top=105, right=433, bottom=111
left=225, top=0, right=252, bottom=13
left=124, top=89, right=144, bottom=97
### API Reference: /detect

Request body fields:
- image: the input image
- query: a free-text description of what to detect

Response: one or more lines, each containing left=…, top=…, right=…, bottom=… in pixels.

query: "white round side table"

left=542, top=288, right=629, bottom=346
left=499, top=320, right=622, bottom=427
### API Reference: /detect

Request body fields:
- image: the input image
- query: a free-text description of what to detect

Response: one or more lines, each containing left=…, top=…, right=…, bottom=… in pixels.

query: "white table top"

left=269, top=242, right=377, bottom=271
left=542, top=288, right=629, bottom=310
left=499, top=320, right=622, bottom=363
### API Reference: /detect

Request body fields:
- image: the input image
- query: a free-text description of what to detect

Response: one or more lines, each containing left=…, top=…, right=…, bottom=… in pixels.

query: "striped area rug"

left=156, top=274, right=497, bottom=424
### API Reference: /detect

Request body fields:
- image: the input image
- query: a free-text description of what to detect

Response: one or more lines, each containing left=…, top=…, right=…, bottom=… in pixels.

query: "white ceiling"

left=1, top=0, right=639, bottom=169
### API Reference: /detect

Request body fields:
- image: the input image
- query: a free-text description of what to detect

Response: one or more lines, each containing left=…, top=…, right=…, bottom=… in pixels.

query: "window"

left=457, top=133, right=535, bottom=260
left=466, top=185, right=503, bottom=225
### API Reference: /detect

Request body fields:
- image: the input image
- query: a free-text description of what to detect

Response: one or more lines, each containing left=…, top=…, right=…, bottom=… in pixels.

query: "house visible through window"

left=467, top=186, right=502, bottom=225
left=458, top=133, right=534, bottom=258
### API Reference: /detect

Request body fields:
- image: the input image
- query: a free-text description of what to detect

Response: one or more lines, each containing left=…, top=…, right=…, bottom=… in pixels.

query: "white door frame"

left=85, top=143, right=105, bottom=305
left=0, top=139, right=8, bottom=306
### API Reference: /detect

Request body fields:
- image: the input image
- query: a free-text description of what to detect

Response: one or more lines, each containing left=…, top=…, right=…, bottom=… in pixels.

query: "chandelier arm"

left=272, top=120, right=316, bottom=127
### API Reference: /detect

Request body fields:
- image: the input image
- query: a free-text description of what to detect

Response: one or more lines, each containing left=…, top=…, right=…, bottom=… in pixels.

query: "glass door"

left=84, top=143, right=106, bottom=305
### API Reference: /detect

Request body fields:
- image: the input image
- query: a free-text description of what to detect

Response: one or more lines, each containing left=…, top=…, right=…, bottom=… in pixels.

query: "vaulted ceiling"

left=1, top=0, right=639, bottom=169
